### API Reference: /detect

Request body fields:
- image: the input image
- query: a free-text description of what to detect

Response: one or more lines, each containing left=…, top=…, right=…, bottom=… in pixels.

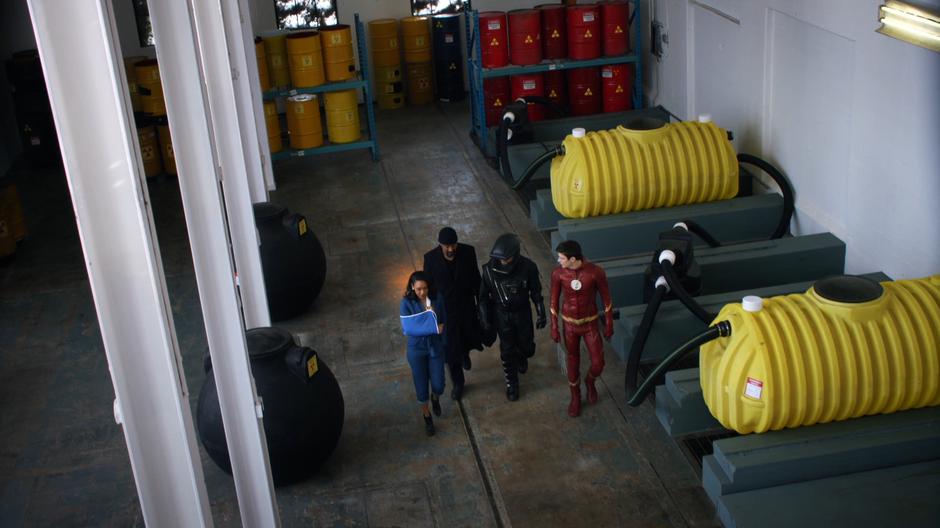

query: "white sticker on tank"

left=523, top=80, right=536, bottom=90
left=744, top=377, right=763, bottom=400
left=583, top=13, right=595, bottom=22
left=488, top=21, right=502, bottom=30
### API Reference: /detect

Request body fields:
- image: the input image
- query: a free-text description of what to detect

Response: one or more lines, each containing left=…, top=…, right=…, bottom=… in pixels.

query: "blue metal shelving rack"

left=264, top=13, right=380, bottom=161
left=465, top=1, right=644, bottom=155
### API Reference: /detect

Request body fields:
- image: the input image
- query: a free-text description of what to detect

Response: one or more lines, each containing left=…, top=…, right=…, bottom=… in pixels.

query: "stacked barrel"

left=401, top=16, right=433, bottom=106
left=123, top=56, right=178, bottom=178
left=432, top=14, right=464, bottom=102
left=479, top=11, right=510, bottom=126
left=478, top=1, right=634, bottom=126
left=369, top=19, right=405, bottom=109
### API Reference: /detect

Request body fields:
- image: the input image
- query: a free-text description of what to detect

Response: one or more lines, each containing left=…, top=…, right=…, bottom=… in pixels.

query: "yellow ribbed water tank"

left=700, top=275, right=940, bottom=434
left=550, top=120, right=739, bottom=218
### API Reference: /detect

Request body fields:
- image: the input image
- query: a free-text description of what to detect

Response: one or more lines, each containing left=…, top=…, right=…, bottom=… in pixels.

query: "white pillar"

left=190, top=0, right=271, bottom=329
left=147, top=0, right=281, bottom=526
left=25, top=1, right=212, bottom=525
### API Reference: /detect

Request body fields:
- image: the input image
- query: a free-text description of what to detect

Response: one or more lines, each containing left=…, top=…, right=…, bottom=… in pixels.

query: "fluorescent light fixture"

left=877, top=1, right=940, bottom=53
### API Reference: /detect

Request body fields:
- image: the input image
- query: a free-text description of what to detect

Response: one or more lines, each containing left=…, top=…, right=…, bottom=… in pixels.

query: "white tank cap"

left=698, top=113, right=712, bottom=123
left=572, top=127, right=586, bottom=138
left=673, top=221, right=689, bottom=231
left=658, top=249, right=676, bottom=264
left=742, top=295, right=763, bottom=312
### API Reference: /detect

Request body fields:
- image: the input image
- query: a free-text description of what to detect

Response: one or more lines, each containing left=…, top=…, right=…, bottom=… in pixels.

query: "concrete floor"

left=0, top=102, right=718, bottom=527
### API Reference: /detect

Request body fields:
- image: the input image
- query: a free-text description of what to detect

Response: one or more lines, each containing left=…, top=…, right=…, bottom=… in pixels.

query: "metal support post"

left=25, top=1, right=212, bottom=525
left=147, top=0, right=280, bottom=526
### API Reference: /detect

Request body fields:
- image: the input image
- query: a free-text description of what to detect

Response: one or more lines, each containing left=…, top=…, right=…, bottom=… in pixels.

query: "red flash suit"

left=550, top=260, right=613, bottom=413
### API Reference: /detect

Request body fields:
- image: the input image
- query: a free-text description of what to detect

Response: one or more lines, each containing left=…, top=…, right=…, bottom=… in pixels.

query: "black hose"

left=737, top=153, right=795, bottom=239
left=624, top=284, right=668, bottom=399
left=661, top=260, right=714, bottom=324
left=497, top=115, right=515, bottom=181
left=679, top=219, right=721, bottom=247
left=512, top=145, right=563, bottom=190
left=627, top=320, right=730, bottom=407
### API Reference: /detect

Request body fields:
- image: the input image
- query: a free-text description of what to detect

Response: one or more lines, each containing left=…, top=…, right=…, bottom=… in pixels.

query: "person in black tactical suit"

left=478, top=233, right=547, bottom=401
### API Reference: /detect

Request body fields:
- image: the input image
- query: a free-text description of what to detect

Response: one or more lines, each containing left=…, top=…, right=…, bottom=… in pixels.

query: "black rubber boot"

left=431, top=394, right=441, bottom=416
left=424, top=414, right=435, bottom=436
left=502, top=361, right=519, bottom=401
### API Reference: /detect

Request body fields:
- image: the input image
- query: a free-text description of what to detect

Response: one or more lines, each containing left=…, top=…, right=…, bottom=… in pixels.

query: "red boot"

left=568, top=382, right=581, bottom=417
left=585, top=374, right=598, bottom=405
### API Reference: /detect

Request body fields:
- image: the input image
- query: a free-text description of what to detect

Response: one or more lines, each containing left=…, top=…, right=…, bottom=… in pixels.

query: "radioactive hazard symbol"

left=494, top=98, right=503, bottom=106
left=551, top=29, right=560, bottom=38
left=549, top=89, right=557, bottom=97
left=584, top=29, right=593, bottom=38
left=436, top=21, right=443, bottom=28
left=615, top=85, right=624, bottom=93
left=449, top=62, right=457, bottom=70
left=141, top=145, right=155, bottom=160
left=524, top=35, right=534, bottom=44
left=419, top=79, right=430, bottom=89
left=491, top=37, right=500, bottom=46
left=584, top=88, right=593, bottom=96
left=614, top=25, right=623, bottom=34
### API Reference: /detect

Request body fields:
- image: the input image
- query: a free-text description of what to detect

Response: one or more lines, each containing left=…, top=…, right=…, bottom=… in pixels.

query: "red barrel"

left=536, top=4, right=567, bottom=59
left=601, top=1, right=630, bottom=56
left=511, top=73, right=546, bottom=122
left=566, top=4, right=601, bottom=59
left=508, top=10, right=542, bottom=66
left=480, top=12, right=509, bottom=68
left=601, top=63, right=633, bottom=112
left=484, top=77, right=511, bottom=127
left=567, top=67, right=600, bottom=116
left=544, top=69, right=567, bottom=118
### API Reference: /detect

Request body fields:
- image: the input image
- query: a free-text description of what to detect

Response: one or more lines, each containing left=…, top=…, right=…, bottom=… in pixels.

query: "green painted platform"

left=549, top=194, right=784, bottom=261
left=602, top=232, right=846, bottom=308
left=654, top=368, right=725, bottom=437
left=714, top=459, right=940, bottom=528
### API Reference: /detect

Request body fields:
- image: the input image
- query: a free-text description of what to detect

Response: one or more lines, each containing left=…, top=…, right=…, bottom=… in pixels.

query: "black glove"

left=535, top=301, right=547, bottom=329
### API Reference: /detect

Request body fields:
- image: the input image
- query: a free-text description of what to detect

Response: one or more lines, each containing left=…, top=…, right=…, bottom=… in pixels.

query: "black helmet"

left=490, top=233, right=521, bottom=261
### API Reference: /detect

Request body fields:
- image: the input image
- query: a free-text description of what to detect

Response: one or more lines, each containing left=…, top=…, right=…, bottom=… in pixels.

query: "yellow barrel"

left=323, top=90, right=360, bottom=144
left=286, top=94, right=324, bottom=149
left=255, top=37, right=272, bottom=91
left=320, top=25, right=356, bottom=82
left=124, top=56, right=146, bottom=112
left=263, top=100, right=283, bottom=153
left=377, top=91, right=405, bottom=110
left=157, top=122, right=177, bottom=175
left=374, top=64, right=402, bottom=83
left=135, top=59, right=166, bottom=116
left=0, top=210, right=14, bottom=259
left=0, top=182, right=27, bottom=242
left=701, top=275, right=940, bottom=435
left=406, top=62, right=433, bottom=105
left=137, top=124, right=163, bottom=177
left=369, top=18, right=401, bottom=67
left=400, top=16, right=432, bottom=63
left=263, top=32, right=291, bottom=88
left=550, top=121, right=739, bottom=218
left=286, top=31, right=325, bottom=88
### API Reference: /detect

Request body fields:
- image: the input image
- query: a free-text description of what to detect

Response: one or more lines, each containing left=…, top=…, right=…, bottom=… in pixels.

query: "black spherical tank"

left=253, top=202, right=327, bottom=321
left=196, top=327, right=345, bottom=486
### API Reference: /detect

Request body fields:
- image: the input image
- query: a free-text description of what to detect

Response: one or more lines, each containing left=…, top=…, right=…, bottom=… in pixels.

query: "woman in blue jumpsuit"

left=400, top=271, right=447, bottom=436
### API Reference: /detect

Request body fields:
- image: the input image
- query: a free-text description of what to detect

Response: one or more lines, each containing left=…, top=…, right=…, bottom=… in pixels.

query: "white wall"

left=649, top=0, right=940, bottom=280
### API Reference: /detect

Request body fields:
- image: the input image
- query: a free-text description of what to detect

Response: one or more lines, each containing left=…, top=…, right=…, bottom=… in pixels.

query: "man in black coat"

left=423, top=227, right=483, bottom=401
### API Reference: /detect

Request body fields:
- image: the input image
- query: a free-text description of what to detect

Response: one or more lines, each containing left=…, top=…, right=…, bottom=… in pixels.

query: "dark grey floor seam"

left=379, top=159, right=421, bottom=272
